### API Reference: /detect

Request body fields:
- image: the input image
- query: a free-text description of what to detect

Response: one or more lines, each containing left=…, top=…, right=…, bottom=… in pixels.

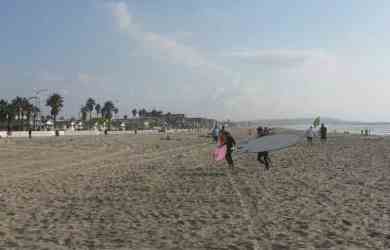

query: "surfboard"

left=239, top=134, right=302, bottom=153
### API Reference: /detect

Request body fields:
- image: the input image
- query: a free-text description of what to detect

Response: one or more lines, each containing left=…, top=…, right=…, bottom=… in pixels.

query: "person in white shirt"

left=305, top=126, right=315, bottom=144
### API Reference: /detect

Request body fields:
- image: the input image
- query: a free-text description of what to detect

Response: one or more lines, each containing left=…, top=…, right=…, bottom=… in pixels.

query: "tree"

left=11, top=96, right=24, bottom=130
left=95, top=104, right=101, bottom=118
left=46, top=93, right=64, bottom=129
left=24, top=102, right=33, bottom=129
left=0, top=101, right=16, bottom=132
left=101, top=101, right=115, bottom=120
left=81, top=106, right=88, bottom=122
left=22, top=98, right=33, bottom=129
left=0, top=99, right=7, bottom=124
left=101, top=101, right=116, bottom=130
left=113, top=107, right=119, bottom=119
left=132, top=108, right=137, bottom=118
left=85, top=98, right=96, bottom=122
left=138, top=108, right=147, bottom=117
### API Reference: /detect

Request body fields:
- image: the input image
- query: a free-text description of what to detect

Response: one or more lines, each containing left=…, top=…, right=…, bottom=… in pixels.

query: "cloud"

left=106, top=1, right=137, bottom=33
left=106, top=2, right=230, bottom=74
left=38, top=71, right=65, bottom=82
left=78, top=73, right=96, bottom=83
left=105, top=1, right=242, bottom=118
left=104, top=2, right=368, bottom=121
left=226, top=49, right=330, bottom=67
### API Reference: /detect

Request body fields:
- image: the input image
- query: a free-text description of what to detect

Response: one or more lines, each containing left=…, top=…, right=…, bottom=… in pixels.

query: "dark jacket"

left=320, top=126, right=327, bottom=139
left=222, top=131, right=236, bottom=150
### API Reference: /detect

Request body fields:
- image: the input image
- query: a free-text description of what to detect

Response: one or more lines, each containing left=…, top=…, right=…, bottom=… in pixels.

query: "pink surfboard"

left=213, top=145, right=227, bottom=161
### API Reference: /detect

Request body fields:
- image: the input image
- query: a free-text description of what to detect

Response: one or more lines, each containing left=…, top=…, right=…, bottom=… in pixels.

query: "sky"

left=1, top=0, right=390, bottom=122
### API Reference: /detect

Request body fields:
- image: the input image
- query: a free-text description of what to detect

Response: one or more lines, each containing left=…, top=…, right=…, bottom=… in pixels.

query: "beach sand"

left=1, top=130, right=389, bottom=249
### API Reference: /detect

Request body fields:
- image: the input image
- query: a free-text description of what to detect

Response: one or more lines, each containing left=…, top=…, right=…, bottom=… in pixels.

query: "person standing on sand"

left=305, top=126, right=315, bottom=144
left=256, top=126, right=271, bottom=170
left=219, top=129, right=236, bottom=168
left=320, top=123, right=327, bottom=142
left=211, top=125, right=220, bottom=143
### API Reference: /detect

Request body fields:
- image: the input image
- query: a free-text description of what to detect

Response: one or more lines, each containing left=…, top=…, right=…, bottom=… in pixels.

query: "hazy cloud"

left=38, top=71, right=66, bottom=82
left=107, top=2, right=230, bottom=74
left=226, top=49, right=329, bottom=67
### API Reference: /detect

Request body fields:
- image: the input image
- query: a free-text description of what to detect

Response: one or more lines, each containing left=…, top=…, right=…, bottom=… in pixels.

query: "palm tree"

left=95, top=104, right=101, bottom=118
left=102, top=101, right=115, bottom=120
left=113, top=107, right=119, bottom=119
left=138, top=108, right=147, bottom=117
left=101, top=101, right=116, bottom=130
left=132, top=108, right=137, bottom=118
left=12, top=96, right=24, bottom=130
left=24, top=102, right=33, bottom=129
left=46, top=93, right=64, bottom=129
left=0, top=99, right=8, bottom=130
left=81, top=106, right=88, bottom=122
left=85, top=98, right=96, bottom=121
left=3, top=102, right=16, bottom=132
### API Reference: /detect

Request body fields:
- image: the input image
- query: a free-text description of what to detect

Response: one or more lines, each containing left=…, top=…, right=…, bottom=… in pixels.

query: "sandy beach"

left=1, top=130, right=389, bottom=249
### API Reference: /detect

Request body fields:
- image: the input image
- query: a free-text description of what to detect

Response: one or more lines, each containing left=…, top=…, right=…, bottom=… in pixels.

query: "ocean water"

left=269, top=123, right=390, bottom=136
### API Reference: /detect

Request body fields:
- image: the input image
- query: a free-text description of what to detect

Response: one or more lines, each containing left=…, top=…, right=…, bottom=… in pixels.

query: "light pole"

left=28, top=96, right=38, bottom=130
left=34, top=89, right=48, bottom=129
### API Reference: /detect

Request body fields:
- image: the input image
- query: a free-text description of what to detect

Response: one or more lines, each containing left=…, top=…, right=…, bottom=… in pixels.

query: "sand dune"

left=1, top=131, right=389, bottom=249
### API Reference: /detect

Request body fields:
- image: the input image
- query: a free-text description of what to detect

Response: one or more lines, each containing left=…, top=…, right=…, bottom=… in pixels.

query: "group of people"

left=212, top=125, right=236, bottom=168
left=211, top=125, right=272, bottom=170
left=305, top=123, right=327, bottom=144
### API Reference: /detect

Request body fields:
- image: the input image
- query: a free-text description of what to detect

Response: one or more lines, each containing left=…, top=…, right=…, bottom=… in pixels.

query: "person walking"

left=211, top=125, right=220, bottom=143
left=256, top=126, right=271, bottom=170
left=305, top=126, right=315, bottom=144
left=320, top=123, right=327, bottom=142
left=219, top=129, right=236, bottom=168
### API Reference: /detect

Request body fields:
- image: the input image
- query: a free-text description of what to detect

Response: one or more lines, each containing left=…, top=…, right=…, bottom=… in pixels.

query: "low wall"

left=0, top=128, right=202, bottom=139
left=63, top=130, right=100, bottom=136
left=0, top=131, right=59, bottom=138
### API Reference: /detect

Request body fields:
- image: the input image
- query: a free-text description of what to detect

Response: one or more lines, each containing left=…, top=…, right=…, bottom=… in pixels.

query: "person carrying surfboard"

left=256, top=126, right=271, bottom=170
left=219, top=129, right=236, bottom=168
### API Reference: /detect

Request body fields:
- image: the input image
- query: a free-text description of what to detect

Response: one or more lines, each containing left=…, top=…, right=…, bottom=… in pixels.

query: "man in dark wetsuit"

left=320, top=123, right=327, bottom=142
left=256, top=126, right=271, bottom=170
left=220, top=129, right=236, bottom=168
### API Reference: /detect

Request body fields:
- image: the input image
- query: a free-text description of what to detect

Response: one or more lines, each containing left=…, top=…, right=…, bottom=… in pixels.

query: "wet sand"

left=1, top=131, right=389, bottom=249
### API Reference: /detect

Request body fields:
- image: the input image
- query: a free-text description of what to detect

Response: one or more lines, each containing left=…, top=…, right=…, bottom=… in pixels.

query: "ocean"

left=269, top=123, right=390, bottom=136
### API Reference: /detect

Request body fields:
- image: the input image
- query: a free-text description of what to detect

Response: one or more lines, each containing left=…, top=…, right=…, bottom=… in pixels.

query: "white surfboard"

left=239, top=134, right=302, bottom=153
